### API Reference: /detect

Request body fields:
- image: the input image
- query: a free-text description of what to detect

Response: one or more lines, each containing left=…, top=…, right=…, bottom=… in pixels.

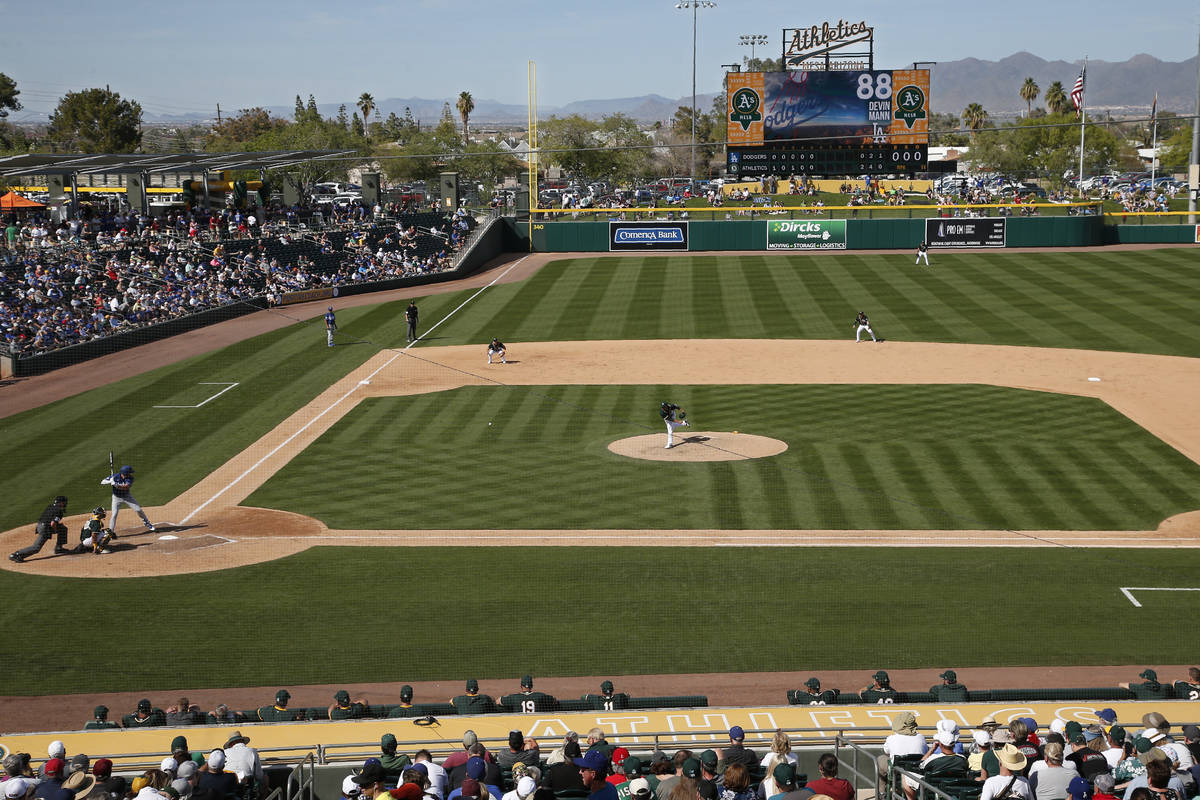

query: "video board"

left=726, top=69, right=929, bottom=176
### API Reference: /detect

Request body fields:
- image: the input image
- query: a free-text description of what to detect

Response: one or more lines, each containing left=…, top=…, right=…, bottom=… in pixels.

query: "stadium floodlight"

left=738, top=33, right=769, bottom=62
left=676, top=0, right=718, bottom=179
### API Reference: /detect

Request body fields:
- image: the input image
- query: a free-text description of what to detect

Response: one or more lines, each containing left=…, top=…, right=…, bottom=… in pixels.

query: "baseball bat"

left=108, top=450, right=114, bottom=479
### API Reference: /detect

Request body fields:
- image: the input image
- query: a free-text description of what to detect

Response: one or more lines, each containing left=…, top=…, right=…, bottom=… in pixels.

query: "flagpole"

left=1077, top=58, right=1087, bottom=198
left=1150, top=94, right=1158, bottom=188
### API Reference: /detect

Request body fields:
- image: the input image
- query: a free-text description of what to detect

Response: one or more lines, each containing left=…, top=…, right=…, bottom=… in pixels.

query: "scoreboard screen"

left=726, top=68, right=929, bottom=177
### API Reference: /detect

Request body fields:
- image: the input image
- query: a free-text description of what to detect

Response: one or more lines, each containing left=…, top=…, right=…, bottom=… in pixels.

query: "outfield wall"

left=526, top=216, right=1111, bottom=252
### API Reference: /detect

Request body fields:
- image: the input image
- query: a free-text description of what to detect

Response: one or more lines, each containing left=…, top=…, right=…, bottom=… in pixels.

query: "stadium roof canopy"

left=0, top=150, right=357, bottom=177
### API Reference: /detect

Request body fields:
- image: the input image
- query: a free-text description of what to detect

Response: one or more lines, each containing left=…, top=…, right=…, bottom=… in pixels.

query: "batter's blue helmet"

left=120, top=465, right=134, bottom=474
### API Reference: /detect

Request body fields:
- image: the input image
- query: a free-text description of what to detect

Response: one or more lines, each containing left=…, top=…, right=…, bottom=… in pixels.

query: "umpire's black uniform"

left=11, top=496, right=69, bottom=561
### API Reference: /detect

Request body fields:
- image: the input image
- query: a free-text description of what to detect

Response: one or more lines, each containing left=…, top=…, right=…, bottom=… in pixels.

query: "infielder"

left=102, top=465, right=156, bottom=532
left=324, top=306, right=337, bottom=347
left=853, top=311, right=876, bottom=342
left=78, top=506, right=116, bottom=554
left=916, top=241, right=930, bottom=266
left=487, top=337, right=507, bottom=364
left=9, top=494, right=70, bottom=562
left=660, top=401, right=691, bottom=449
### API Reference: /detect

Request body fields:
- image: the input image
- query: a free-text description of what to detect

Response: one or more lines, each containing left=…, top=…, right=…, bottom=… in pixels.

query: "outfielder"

left=487, top=337, right=507, bottom=364
left=78, top=506, right=116, bottom=554
left=660, top=401, right=691, bottom=449
left=9, top=494, right=70, bottom=562
left=102, top=465, right=156, bottom=532
left=916, top=241, right=930, bottom=266
left=324, top=306, right=337, bottom=347
left=853, top=311, right=876, bottom=342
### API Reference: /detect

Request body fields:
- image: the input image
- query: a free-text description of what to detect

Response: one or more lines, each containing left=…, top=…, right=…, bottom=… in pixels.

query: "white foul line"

left=180, top=256, right=529, bottom=525
left=1119, top=586, right=1200, bottom=608
left=154, top=382, right=240, bottom=409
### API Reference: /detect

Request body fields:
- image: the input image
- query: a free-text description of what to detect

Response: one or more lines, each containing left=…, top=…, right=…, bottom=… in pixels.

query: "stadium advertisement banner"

left=727, top=69, right=929, bottom=146
left=609, top=221, right=689, bottom=251
left=1194, top=224, right=1200, bottom=244
left=766, top=219, right=847, bottom=250
left=925, top=218, right=1007, bottom=248
left=280, top=287, right=336, bottom=305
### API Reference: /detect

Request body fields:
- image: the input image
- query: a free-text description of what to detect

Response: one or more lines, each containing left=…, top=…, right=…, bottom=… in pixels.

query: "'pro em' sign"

left=767, top=219, right=847, bottom=250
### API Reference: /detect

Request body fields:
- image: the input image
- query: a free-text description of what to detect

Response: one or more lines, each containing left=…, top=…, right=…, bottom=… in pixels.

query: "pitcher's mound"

left=608, top=432, right=788, bottom=462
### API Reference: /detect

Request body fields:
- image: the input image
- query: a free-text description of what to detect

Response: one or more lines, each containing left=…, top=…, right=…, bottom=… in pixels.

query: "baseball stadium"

left=2, top=29, right=1200, bottom=800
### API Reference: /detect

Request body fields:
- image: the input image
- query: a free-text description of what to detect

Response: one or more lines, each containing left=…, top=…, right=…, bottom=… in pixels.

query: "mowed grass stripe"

left=846, top=257, right=960, bottom=342
left=745, top=256, right=805, bottom=336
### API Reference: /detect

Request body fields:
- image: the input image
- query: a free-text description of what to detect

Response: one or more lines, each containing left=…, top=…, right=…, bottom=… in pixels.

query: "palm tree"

left=357, top=93, right=375, bottom=129
left=1044, top=81, right=1068, bottom=115
left=1019, top=77, right=1039, bottom=116
left=456, top=91, right=474, bottom=145
left=961, top=103, right=988, bottom=134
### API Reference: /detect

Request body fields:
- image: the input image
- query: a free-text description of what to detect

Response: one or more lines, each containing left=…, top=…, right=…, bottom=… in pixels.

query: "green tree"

left=456, top=91, right=474, bottom=145
left=47, top=87, right=143, bottom=153
left=306, top=94, right=320, bottom=121
left=205, top=107, right=288, bottom=148
left=455, top=140, right=523, bottom=196
left=0, top=73, right=22, bottom=118
left=1019, top=77, right=1039, bottom=116
left=929, top=112, right=969, bottom=146
left=961, top=103, right=989, bottom=135
left=294, top=94, right=305, bottom=122
left=336, top=104, right=350, bottom=130
left=1044, top=81, right=1069, bottom=115
left=357, top=93, right=375, bottom=130
left=351, top=115, right=365, bottom=139
left=1159, top=126, right=1193, bottom=171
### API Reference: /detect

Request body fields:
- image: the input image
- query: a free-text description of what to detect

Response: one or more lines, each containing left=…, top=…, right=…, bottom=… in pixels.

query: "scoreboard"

left=726, top=68, right=929, bottom=177
left=727, top=143, right=926, bottom=176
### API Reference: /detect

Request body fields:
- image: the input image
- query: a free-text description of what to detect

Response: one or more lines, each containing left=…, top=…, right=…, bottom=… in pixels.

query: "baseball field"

left=2, top=246, right=1200, bottom=702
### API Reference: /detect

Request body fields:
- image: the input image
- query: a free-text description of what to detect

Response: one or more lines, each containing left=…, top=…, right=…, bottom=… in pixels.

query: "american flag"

left=1150, top=92, right=1157, bottom=127
left=1071, top=69, right=1086, bottom=114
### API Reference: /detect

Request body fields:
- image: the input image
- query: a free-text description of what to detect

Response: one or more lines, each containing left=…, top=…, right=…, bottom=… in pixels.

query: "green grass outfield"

left=2, top=248, right=1199, bottom=692
left=246, top=385, right=1200, bottom=532
left=1, top=546, right=1198, bottom=694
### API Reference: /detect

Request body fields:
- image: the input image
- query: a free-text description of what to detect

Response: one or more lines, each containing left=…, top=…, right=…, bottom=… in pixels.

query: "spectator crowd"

left=1, top=201, right=477, bottom=357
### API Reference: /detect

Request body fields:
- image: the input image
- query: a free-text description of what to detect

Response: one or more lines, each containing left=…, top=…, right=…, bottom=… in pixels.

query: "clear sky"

left=3, top=0, right=1198, bottom=121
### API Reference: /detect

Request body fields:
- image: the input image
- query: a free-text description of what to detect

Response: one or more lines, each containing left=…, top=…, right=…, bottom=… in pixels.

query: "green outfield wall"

left=523, top=215, right=1117, bottom=252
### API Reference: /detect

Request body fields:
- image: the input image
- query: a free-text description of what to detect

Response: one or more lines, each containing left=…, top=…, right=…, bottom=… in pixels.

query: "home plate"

left=157, top=534, right=179, bottom=541
left=1087, top=377, right=1101, bottom=382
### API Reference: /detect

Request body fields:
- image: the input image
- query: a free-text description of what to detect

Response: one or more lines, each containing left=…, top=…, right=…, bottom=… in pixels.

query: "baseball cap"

left=934, top=731, right=955, bottom=747
left=1050, top=720, right=1067, bottom=735
left=177, top=762, right=197, bottom=780
left=161, top=757, right=178, bottom=773
left=382, top=733, right=398, bottom=749
left=409, top=764, right=428, bottom=777
left=699, top=750, right=718, bottom=771
left=276, top=689, right=290, bottom=703
left=93, top=705, right=108, bottom=718
left=93, top=759, right=113, bottom=779
left=171, top=735, right=189, bottom=754
left=208, top=750, right=226, bottom=770
left=939, top=670, right=957, bottom=682
left=516, top=777, right=537, bottom=798
left=611, top=748, right=630, bottom=765
left=343, top=776, right=363, bottom=798
left=573, top=750, right=608, bottom=773
left=68, top=754, right=89, bottom=774
left=4, top=779, right=28, bottom=799
left=400, top=685, right=413, bottom=701
left=601, top=680, right=614, bottom=693
left=1140, top=669, right=1158, bottom=681
left=805, top=678, right=821, bottom=690
left=389, top=786, right=422, bottom=800
left=682, top=759, right=701, bottom=779
left=936, top=720, right=960, bottom=735
left=353, top=763, right=386, bottom=786
left=1182, top=724, right=1200, bottom=740
left=460, top=780, right=481, bottom=800
left=1141, top=727, right=1165, bottom=743
left=466, top=679, right=479, bottom=692
left=1096, top=708, right=1118, bottom=725
left=336, top=690, right=351, bottom=703
left=972, top=730, right=991, bottom=747
left=466, top=757, right=486, bottom=779
left=43, top=759, right=65, bottom=777
left=1109, top=726, right=1126, bottom=743
left=137, top=698, right=152, bottom=712
left=873, top=670, right=889, bottom=682
left=521, top=675, right=533, bottom=688
left=729, top=725, right=745, bottom=740
left=46, top=742, right=65, bottom=760
left=629, top=779, right=652, bottom=799
left=772, top=763, right=797, bottom=786
left=1068, top=777, right=1093, bottom=800
left=624, top=756, right=643, bottom=777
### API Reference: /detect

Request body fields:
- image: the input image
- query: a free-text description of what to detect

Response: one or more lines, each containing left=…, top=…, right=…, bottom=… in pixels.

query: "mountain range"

left=122, top=51, right=1196, bottom=125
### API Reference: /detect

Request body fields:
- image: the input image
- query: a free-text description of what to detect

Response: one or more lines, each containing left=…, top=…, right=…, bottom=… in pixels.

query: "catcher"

left=660, top=401, right=691, bottom=449
left=78, top=506, right=117, bottom=554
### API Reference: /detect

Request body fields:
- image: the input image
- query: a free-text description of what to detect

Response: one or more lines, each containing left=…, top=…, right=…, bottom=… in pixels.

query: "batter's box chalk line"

left=1119, top=586, right=1200, bottom=608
